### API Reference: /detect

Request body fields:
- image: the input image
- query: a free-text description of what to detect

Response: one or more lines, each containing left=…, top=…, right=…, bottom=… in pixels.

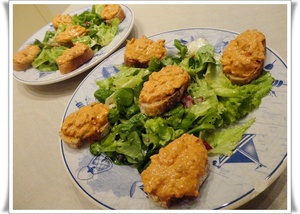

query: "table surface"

left=12, top=3, right=289, bottom=211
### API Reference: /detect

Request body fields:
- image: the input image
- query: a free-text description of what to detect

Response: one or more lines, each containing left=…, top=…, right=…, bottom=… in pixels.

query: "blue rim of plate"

left=60, top=27, right=287, bottom=210
left=13, top=4, right=134, bottom=85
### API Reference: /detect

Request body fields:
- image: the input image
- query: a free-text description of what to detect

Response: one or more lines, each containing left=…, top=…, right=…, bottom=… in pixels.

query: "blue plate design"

left=60, top=28, right=287, bottom=210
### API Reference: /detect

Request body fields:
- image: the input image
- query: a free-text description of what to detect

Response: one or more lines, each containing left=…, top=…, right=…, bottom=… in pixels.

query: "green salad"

left=31, top=5, right=120, bottom=72
left=90, top=38, right=274, bottom=173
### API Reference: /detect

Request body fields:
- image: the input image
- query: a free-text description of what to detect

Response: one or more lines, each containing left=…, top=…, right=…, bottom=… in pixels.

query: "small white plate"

left=13, top=5, right=134, bottom=85
left=60, top=28, right=287, bottom=210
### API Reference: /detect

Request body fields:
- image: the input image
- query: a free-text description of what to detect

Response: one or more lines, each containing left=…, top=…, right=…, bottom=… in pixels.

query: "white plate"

left=60, top=28, right=287, bottom=210
left=13, top=5, right=134, bottom=85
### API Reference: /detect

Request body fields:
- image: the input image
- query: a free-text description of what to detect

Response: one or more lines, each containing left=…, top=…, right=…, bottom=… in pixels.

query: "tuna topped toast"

left=221, top=29, right=266, bottom=85
left=55, top=25, right=88, bottom=47
left=13, top=45, right=41, bottom=71
left=101, top=4, right=126, bottom=24
left=59, top=102, right=111, bottom=148
left=141, top=133, right=209, bottom=208
left=139, top=65, right=190, bottom=116
left=124, top=35, right=167, bottom=68
left=52, top=14, right=72, bottom=29
left=56, top=42, right=94, bottom=74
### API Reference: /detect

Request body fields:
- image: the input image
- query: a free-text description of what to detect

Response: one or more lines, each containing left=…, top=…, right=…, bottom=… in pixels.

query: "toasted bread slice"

left=139, top=83, right=188, bottom=116
left=52, top=14, right=72, bottom=29
left=55, top=25, right=88, bottom=46
left=60, top=123, right=111, bottom=149
left=224, top=60, right=264, bottom=85
left=101, top=4, right=126, bottom=24
left=13, top=45, right=41, bottom=71
left=221, top=29, right=266, bottom=85
left=139, top=65, right=190, bottom=116
left=141, top=134, right=209, bottom=208
left=124, top=35, right=167, bottom=68
left=56, top=42, right=94, bottom=74
left=59, top=102, right=111, bottom=149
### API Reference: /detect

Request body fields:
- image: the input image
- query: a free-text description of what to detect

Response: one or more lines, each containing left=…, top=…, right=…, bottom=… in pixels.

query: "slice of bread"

left=101, top=4, right=126, bottom=24
left=224, top=60, right=265, bottom=85
left=60, top=123, right=111, bottom=149
left=56, top=42, right=94, bottom=74
left=13, top=45, right=41, bottom=71
left=141, top=134, right=209, bottom=208
left=221, top=29, right=266, bottom=85
left=52, top=14, right=72, bottom=29
left=55, top=25, right=88, bottom=47
left=139, top=65, right=190, bottom=116
left=124, top=35, right=167, bottom=68
left=59, top=102, right=111, bottom=149
left=139, top=83, right=189, bottom=116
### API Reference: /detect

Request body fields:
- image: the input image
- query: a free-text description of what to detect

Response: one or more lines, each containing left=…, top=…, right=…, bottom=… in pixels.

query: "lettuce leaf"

left=205, top=63, right=274, bottom=125
left=180, top=44, right=218, bottom=77
left=90, top=38, right=274, bottom=169
left=96, top=65, right=150, bottom=91
left=90, top=114, right=147, bottom=164
left=32, top=46, right=67, bottom=71
left=142, top=117, right=184, bottom=150
left=201, top=118, right=255, bottom=156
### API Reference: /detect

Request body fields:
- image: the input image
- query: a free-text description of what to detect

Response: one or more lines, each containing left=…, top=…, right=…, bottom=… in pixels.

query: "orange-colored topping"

left=141, top=134, right=208, bottom=204
left=55, top=25, right=87, bottom=44
left=221, top=29, right=266, bottom=79
left=139, top=65, right=190, bottom=103
left=60, top=102, right=109, bottom=140
left=101, top=4, right=121, bottom=20
left=56, top=43, right=90, bottom=64
left=52, top=14, right=72, bottom=29
left=13, top=45, right=41, bottom=70
left=124, top=35, right=167, bottom=66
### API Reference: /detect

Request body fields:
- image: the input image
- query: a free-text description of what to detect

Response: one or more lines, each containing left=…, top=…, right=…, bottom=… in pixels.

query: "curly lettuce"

left=90, top=38, right=274, bottom=172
